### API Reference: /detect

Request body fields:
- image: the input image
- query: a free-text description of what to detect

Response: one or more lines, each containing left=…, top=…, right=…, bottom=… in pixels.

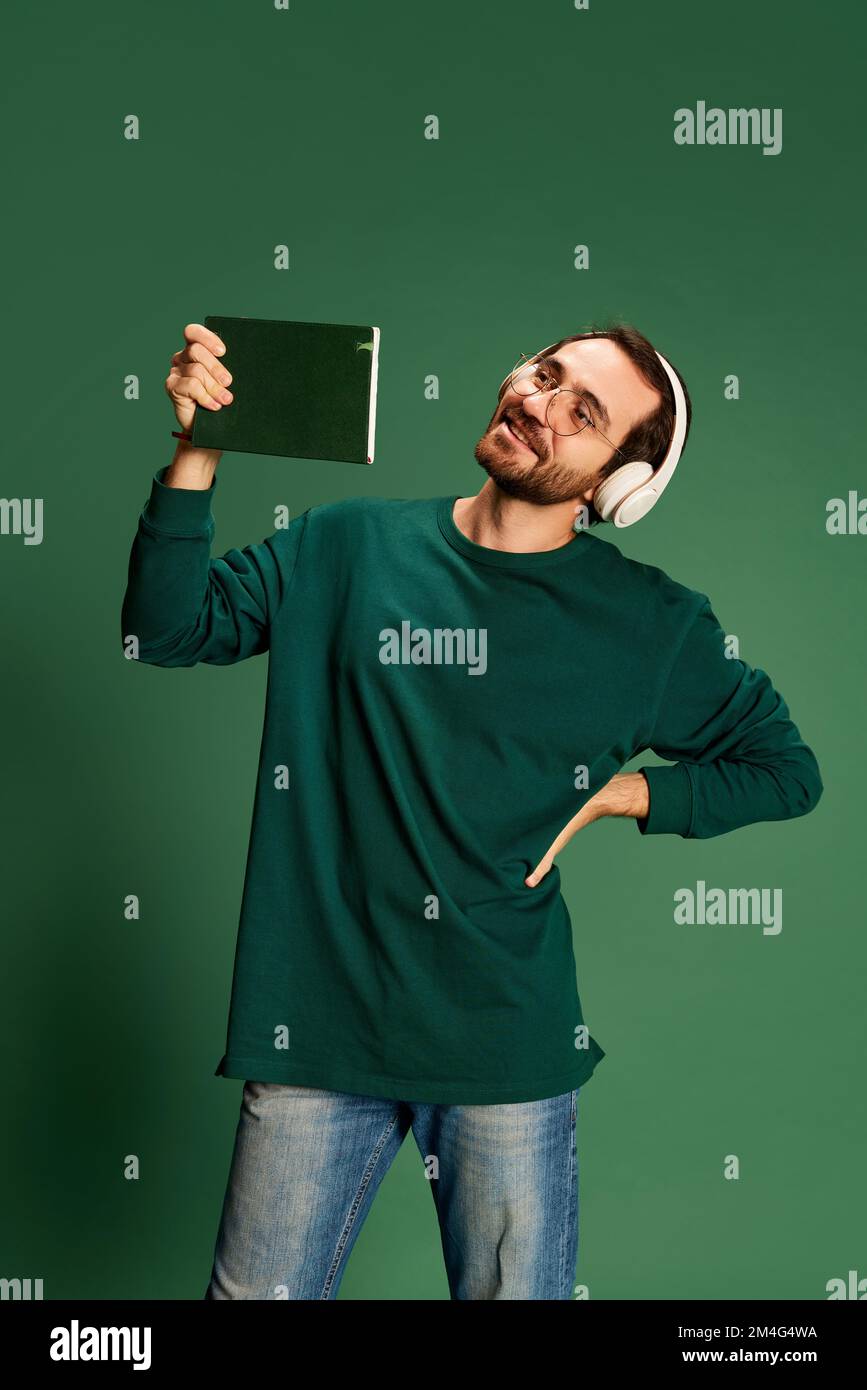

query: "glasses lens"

left=549, top=390, right=592, bottom=435
left=508, top=358, right=592, bottom=435
left=510, top=359, right=543, bottom=395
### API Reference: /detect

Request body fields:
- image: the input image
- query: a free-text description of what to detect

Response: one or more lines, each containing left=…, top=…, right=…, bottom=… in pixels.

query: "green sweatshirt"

left=121, top=470, right=823, bottom=1104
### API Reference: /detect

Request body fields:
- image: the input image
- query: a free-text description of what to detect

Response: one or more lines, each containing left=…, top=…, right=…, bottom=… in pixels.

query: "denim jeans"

left=204, top=1080, right=581, bottom=1300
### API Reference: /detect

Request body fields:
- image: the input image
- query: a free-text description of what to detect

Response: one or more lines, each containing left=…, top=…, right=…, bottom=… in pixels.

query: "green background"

left=1, top=0, right=862, bottom=1300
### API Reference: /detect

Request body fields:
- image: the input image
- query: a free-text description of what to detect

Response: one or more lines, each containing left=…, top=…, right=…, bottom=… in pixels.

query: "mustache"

left=500, top=409, right=542, bottom=451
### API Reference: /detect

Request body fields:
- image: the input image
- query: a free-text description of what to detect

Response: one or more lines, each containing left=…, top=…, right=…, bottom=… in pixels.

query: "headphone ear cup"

left=592, top=461, right=654, bottom=522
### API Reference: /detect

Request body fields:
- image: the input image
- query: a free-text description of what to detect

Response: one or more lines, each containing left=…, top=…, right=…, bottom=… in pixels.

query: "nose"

left=519, top=392, right=550, bottom=424
left=507, top=386, right=551, bottom=434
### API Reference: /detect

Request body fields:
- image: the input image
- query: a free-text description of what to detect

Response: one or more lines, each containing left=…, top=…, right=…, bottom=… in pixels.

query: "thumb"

left=525, top=857, right=551, bottom=888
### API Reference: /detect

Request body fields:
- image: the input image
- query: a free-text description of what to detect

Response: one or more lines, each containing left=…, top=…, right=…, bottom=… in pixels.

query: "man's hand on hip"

left=524, top=772, right=651, bottom=887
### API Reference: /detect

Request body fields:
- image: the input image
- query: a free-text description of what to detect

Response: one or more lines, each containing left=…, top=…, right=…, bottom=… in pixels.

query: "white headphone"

left=496, top=338, right=688, bottom=528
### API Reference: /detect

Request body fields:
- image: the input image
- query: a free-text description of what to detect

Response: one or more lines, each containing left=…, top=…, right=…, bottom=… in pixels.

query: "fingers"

left=183, top=321, right=227, bottom=360
left=168, top=357, right=233, bottom=408
left=166, top=325, right=234, bottom=412
left=165, top=369, right=228, bottom=412
left=164, top=323, right=233, bottom=431
left=524, top=804, right=596, bottom=887
left=171, top=339, right=233, bottom=388
left=525, top=856, right=552, bottom=888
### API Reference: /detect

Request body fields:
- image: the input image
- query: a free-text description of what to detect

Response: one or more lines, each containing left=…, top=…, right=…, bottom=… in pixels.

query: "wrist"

left=164, top=439, right=221, bottom=490
left=594, top=771, right=650, bottom=820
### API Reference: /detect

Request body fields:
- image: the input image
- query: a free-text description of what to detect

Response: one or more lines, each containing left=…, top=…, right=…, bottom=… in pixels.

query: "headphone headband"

left=496, top=338, right=687, bottom=527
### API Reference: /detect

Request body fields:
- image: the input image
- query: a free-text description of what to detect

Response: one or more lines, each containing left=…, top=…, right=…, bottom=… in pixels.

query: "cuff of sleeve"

left=141, top=465, right=217, bottom=536
left=636, top=762, right=694, bottom=837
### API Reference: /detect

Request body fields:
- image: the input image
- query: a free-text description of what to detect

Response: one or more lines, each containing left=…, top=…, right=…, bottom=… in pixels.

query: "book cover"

left=190, top=314, right=380, bottom=464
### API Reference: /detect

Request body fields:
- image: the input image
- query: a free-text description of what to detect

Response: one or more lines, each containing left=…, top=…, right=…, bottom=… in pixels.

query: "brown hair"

left=519, top=321, right=693, bottom=525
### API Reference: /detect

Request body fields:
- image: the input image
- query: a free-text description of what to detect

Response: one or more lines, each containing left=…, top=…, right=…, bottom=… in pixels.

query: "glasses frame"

left=508, top=352, right=629, bottom=463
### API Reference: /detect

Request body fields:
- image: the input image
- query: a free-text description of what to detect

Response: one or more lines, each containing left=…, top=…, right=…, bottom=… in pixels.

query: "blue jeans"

left=204, top=1080, right=581, bottom=1300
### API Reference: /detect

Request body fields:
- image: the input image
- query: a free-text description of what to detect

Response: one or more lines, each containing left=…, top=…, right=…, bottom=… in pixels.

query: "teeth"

left=508, top=418, right=530, bottom=446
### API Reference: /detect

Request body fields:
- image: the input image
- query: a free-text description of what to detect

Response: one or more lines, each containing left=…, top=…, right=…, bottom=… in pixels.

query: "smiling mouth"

left=500, top=415, right=537, bottom=455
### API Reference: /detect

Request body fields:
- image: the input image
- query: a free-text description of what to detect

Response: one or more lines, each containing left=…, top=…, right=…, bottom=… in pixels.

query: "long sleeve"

left=635, top=596, right=823, bottom=838
left=121, top=466, right=308, bottom=666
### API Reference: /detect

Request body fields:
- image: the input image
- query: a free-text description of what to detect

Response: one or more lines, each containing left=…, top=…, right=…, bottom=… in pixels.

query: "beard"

left=472, top=405, right=598, bottom=506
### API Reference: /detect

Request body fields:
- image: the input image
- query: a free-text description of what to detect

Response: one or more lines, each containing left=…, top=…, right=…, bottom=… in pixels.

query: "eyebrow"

left=542, top=356, right=612, bottom=431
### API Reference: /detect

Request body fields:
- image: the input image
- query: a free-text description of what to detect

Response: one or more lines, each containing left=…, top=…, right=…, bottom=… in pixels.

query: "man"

left=121, top=320, right=822, bottom=1300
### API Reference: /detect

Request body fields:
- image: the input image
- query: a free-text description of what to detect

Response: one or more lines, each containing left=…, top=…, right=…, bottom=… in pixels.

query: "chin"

left=477, top=462, right=538, bottom=501
left=474, top=431, right=531, bottom=479
left=472, top=436, right=547, bottom=503
left=472, top=433, right=590, bottom=508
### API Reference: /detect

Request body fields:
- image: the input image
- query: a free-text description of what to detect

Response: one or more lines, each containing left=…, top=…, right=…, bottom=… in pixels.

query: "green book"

left=190, top=315, right=381, bottom=464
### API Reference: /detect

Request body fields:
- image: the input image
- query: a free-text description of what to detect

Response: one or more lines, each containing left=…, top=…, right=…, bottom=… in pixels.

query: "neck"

left=453, top=482, right=581, bottom=554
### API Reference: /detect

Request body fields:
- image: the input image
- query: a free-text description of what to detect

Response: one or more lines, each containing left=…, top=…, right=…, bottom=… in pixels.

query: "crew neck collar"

left=436, top=495, right=593, bottom=570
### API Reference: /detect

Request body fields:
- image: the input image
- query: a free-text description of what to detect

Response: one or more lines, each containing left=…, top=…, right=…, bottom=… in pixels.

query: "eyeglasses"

left=508, top=352, right=629, bottom=462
